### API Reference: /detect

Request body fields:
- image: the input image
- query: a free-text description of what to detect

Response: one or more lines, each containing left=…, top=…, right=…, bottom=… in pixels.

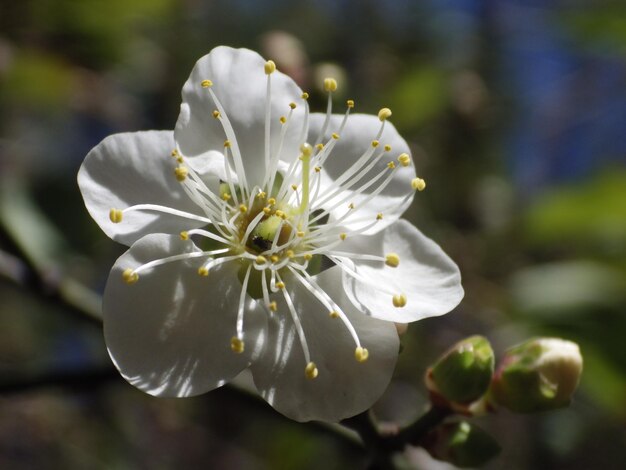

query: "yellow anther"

left=348, top=202, right=355, bottom=209
left=371, top=140, right=379, bottom=148
left=340, top=233, right=347, bottom=240
left=314, top=166, right=321, bottom=173
left=255, top=255, right=267, bottom=265
left=170, top=149, right=179, bottom=157
left=230, top=336, right=245, bottom=353
left=256, top=191, right=266, bottom=199
left=291, top=184, right=298, bottom=191
left=393, top=294, right=407, bottom=308
left=387, top=161, right=396, bottom=170
left=323, top=77, right=338, bottom=92
left=175, top=166, right=188, bottom=181
left=239, top=204, right=248, bottom=213
left=201, top=79, right=213, bottom=88
left=316, top=143, right=324, bottom=151
left=176, top=156, right=184, bottom=164
left=180, top=231, right=189, bottom=241
left=300, top=142, right=313, bottom=156
left=286, top=250, right=295, bottom=259
left=109, top=208, right=123, bottom=224
left=289, top=102, right=297, bottom=109
left=329, top=311, right=340, bottom=319
left=264, top=60, right=276, bottom=74
left=301, top=92, right=309, bottom=100
left=297, top=231, right=305, bottom=237
left=378, top=107, right=392, bottom=121
left=263, top=207, right=271, bottom=215
left=305, top=362, right=319, bottom=379
left=346, top=99, right=355, bottom=108
left=355, top=346, right=369, bottom=363
left=279, top=116, right=287, bottom=124
left=268, top=301, right=278, bottom=312
left=376, top=213, right=384, bottom=220
left=275, top=209, right=284, bottom=218
left=122, top=268, right=138, bottom=284
left=221, top=193, right=231, bottom=201
left=224, top=140, right=231, bottom=148
left=212, top=110, right=221, bottom=119
left=384, top=144, right=392, bottom=152
left=197, top=266, right=209, bottom=277
left=385, top=253, right=400, bottom=268
left=267, top=198, right=276, bottom=206
left=276, top=281, right=285, bottom=290
left=270, top=255, right=280, bottom=263
left=332, top=133, right=340, bottom=140
left=398, top=153, right=411, bottom=167
left=411, top=178, right=426, bottom=191
left=303, top=253, right=313, bottom=261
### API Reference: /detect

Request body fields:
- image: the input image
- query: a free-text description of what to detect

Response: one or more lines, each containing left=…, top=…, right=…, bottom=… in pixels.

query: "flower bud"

left=427, top=335, right=495, bottom=404
left=425, top=421, right=501, bottom=468
left=490, top=338, right=582, bottom=413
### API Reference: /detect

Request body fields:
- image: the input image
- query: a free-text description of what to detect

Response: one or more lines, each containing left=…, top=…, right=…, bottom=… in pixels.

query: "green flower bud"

left=490, top=337, right=583, bottom=413
left=425, top=421, right=501, bottom=468
left=427, top=335, right=495, bottom=404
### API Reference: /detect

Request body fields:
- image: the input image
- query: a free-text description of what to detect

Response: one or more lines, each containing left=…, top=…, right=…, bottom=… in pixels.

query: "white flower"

left=78, top=46, right=463, bottom=422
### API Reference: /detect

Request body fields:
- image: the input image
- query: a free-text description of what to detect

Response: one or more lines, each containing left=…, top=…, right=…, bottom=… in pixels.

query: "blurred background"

left=1, top=0, right=625, bottom=468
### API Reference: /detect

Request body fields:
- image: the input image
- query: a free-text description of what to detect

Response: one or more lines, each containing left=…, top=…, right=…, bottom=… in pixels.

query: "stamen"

left=230, top=336, right=244, bottom=353
left=236, top=264, right=253, bottom=339
left=305, top=362, right=318, bottom=379
left=355, top=347, right=369, bottom=362
left=411, top=178, right=426, bottom=191
left=201, top=79, right=213, bottom=88
left=121, top=204, right=212, bottom=225
left=175, top=166, right=189, bottom=182
left=378, top=107, right=392, bottom=121
left=398, top=153, right=411, bottom=167
left=385, top=253, right=400, bottom=268
left=392, top=294, right=407, bottom=308
left=122, top=268, right=138, bottom=284
left=109, top=209, right=123, bottom=223
left=324, top=77, right=338, bottom=92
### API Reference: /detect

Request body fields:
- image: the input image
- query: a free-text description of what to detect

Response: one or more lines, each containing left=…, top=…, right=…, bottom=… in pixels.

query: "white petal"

left=309, top=113, right=416, bottom=234
left=340, top=219, right=464, bottom=323
left=175, top=46, right=306, bottom=189
left=103, top=234, right=266, bottom=397
left=251, top=266, right=399, bottom=422
left=78, top=131, right=221, bottom=246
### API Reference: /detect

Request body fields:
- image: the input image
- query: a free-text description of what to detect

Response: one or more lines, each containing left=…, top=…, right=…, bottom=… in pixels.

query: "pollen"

left=332, top=133, right=340, bottom=140
left=305, top=361, right=319, bottom=380
left=324, top=77, right=338, bottom=92
left=384, top=144, right=392, bottom=152
left=385, top=253, right=400, bottom=268
left=301, top=92, right=309, bottom=100
left=303, top=253, right=313, bottom=261
left=262, top=207, right=271, bottom=215
left=256, top=191, right=266, bottom=199
left=275, top=209, right=285, bottom=218
left=340, top=233, right=347, bottom=240
left=355, top=346, right=369, bottom=363
left=174, top=166, right=188, bottom=182
left=291, top=184, right=298, bottom=191
left=316, top=143, right=324, bottom=151
left=393, top=294, right=407, bottom=308
left=411, top=178, right=426, bottom=191
left=314, top=166, right=321, bottom=173
left=230, top=336, right=245, bottom=353
left=289, top=102, right=297, bottom=109
left=276, top=281, right=285, bottom=290
left=371, top=140, right=379, bottom=148
left=348, top=202, right=355, bottom=209
left=221, top=193, right=231, bottom=201
left=255, top=255, right=267, bottom=265
left=268, top=301, right=278, bottom=312
left=224, top=140, right=231, bottom=148
left=346, top=99, right=355, bottom=108
left=122, top=268, right=138, bottom=284
left=376, top=213, right=384, bottom=220
left=200, top=79, right=213, bottom=88
left=239, top=204, right=248, bottom=213
left=212, top=110, right=221, bottom=119
left=279, top=116, right=287, bottom=124
left=109, top=208, right=123, bottom=224
left=180, top=231, right=189, bottom=240
left=170, top=149, right=179, bottom=157
left=387, top=161, right=396, bottom=170
left=329, top=310, right=340, bottom=319
left=264, top=60, right=276, bottom=74
left=398, top=153, right=411, bottom=167
left=378, top=107, right=392, bottom=121
left=267, top=198, right=276, bottom=206
left=270, top=255, right=280, bottom=263
left=197, top=266, right=209, bottom=277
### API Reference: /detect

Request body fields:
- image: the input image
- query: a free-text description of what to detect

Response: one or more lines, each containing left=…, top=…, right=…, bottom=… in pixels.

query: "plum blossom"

left=78, top=46, right=463, bottom=422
